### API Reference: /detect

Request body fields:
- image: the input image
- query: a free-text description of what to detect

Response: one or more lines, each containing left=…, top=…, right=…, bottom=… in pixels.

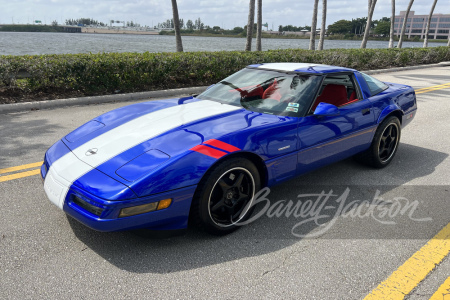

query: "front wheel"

left=356, top=116, right=401, bottom=168
left=190, top=157, right=261, bottom=235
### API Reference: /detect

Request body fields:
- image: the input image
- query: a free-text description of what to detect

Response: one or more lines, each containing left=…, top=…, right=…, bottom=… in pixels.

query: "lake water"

left=0, top=32, right=444, bottom=56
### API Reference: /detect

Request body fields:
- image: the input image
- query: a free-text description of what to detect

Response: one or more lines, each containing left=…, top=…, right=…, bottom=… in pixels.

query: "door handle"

left=361, top=108, right=371, bottom=115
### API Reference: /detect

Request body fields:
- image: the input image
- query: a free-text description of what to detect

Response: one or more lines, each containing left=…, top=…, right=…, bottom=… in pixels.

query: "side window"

left=310, top=73, right=361, bottom=112
left=361, top=73, right=389, bottom=96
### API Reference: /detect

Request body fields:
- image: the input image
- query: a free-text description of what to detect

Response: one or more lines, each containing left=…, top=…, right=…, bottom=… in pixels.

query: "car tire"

left=190, top=157, right=261, bottom=235
left=355, top=116, right=401, bottom=168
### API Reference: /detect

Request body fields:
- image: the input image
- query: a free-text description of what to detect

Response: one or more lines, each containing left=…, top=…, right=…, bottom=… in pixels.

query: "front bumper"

left=41, top=162, right=196, bottom=232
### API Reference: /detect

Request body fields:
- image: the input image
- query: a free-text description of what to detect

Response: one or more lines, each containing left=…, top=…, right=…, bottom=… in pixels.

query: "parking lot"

left=1, top=66, right=449, bottom=299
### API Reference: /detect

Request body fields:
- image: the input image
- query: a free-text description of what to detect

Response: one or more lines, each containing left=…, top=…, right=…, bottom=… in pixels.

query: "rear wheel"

left=355, top=116, right=401, bottom=168
left=190, top=157, right=261, bottom=235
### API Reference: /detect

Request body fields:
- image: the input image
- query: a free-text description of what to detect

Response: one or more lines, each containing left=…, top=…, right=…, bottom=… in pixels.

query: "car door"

left=296, top=73, right=376, bottom=175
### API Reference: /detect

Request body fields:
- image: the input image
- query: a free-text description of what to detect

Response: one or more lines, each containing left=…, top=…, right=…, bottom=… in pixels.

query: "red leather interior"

left=243, top=85, right=264, bottom=98
left=262, top=79, right=282, bottom=101
left=312, top=84, right=348, bottom=110
left=345, top=91, right=360, bottom=105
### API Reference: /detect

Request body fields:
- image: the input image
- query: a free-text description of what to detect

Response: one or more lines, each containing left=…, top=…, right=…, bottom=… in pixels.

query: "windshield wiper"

left=218, top=81, right=240, bottom=90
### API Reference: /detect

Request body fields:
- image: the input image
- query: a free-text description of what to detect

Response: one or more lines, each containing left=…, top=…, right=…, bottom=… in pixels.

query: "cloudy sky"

left=2, top=0, right=449, bottom=29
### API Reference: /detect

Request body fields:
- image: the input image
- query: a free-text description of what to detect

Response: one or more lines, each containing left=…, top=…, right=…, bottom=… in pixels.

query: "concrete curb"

left=1, top=61, right=449, bottom=114
left=0, top=86, right=208, bottom=114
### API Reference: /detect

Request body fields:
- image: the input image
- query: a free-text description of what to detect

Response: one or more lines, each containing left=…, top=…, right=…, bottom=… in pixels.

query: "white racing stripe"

left=44, top=100, right=241, bottom=208
left=258, top=63, right=320, bottom=72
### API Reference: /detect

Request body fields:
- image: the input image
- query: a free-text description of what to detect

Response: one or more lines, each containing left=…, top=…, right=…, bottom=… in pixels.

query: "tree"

left=245, top=0, right=256, bottom=51
left=233, top=27, right=244, bottom=34
left=378, top=17, right=391, bottom=22
left=318, top=0, right=327, bottom=50
left=374, top=21, right=390, bottom=35
left=351, top=17, right=368, bottom=35
left=423, top=0, right=438, bottom=48
left=327, top=20, right=352, bottom=34
left=158, top=19, right=174, bottom=29
left=186, top=20, right=194, bottom=30
left=389, top=0, right=395, bottom=48
left=51, top=20, right=58, bottom=26
left=256, top=0, right=262, bottom=51
left=66, top=18, right=104, bottom=26
left=309, top=0, right=319, bottom=50
left=361, top=0, right=377, bottom=48
left=171, top=0, right=183, bottom=52
left=398, top=0, right=414, bottom=49
left=194, top=18, right=204, bottom=30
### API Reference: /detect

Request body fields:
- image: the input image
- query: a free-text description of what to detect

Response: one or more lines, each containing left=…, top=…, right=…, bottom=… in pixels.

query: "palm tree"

left=361, top=0, right=377, bottom=48
left=309, top=0, right=319, bottom=50
left=171, top=0, right=183, bottom=52
left=256, top=0, right=262, bottom=51
left=397, top=0, right=414, bottom=49
left=423, top=0, right=438, bottom=48
left=245, top=0, right=256, bottom=51
left=389, top=0, right=395, bottom=48
left=318, top=0, right=327, bottom=50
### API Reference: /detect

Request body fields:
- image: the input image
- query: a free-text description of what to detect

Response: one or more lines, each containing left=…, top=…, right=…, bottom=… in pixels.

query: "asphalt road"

left=1, top=66, right=449, bottom=299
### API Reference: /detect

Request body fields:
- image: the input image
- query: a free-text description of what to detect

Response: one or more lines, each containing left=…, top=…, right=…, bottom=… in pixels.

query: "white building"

left=394, top=11, right=450, bottom=40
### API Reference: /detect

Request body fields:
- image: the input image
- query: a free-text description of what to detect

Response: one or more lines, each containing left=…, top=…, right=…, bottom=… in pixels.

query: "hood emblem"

left=85, top=148, right=98, bottom=156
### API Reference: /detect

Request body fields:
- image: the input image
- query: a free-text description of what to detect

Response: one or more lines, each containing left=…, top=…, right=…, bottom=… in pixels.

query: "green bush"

left=1, top=47, right=449, bottom=97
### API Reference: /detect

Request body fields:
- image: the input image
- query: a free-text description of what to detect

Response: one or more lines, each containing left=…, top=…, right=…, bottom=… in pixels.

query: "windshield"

left=197, top=68, right=322, bottom=116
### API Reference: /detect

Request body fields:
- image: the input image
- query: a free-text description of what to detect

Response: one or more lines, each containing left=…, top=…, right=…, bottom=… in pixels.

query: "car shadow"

left=67, top=143, right=448, bottom=274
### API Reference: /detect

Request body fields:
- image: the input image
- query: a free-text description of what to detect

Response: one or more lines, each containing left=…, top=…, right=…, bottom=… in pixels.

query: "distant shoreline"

left=0, top=24, right=159, bottom=35
left=81, top=27, right=159, bottom=35
left=1, top=25, right=447, bottom=44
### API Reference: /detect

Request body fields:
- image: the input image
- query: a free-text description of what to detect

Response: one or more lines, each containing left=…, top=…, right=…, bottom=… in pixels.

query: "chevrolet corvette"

left=42, top=63, right=417, bottom=235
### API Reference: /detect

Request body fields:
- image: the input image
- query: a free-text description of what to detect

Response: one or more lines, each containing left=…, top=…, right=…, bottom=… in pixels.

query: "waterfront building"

left=394, top=11, right=450, bottom=40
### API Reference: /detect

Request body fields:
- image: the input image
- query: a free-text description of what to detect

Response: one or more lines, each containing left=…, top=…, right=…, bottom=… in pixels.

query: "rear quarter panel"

left=368, top=83, right=417, bottom=127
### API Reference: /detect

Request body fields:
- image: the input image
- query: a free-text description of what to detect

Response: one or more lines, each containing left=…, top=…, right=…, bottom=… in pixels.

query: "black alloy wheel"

left=208, top=167, right=255, bottom=227
left=191, top=157, right=261, bottom=235
left=378, top=122, right=400, bottom=163
left=354, top=115, right=401, bottom=168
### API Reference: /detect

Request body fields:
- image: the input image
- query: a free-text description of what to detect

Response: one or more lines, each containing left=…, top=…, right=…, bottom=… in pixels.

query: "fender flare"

left=377, top=104, right=403, bottom=124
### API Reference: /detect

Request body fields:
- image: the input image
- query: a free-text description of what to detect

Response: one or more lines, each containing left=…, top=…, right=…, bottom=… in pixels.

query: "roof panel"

left=253, top=63, right=355, bottom=74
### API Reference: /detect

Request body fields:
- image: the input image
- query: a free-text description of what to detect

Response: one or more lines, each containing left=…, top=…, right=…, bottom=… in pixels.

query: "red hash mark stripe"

left=204, top=139, right=241, bottom=152
left=190, top=145, right=227, bottom=159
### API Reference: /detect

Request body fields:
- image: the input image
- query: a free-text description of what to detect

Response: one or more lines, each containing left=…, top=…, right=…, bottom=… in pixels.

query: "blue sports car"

left=42, top=63, right=417, bottom=235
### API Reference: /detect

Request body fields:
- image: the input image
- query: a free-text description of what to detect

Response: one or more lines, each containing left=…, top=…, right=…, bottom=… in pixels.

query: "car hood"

left=62, top=98, right=292, bottom=196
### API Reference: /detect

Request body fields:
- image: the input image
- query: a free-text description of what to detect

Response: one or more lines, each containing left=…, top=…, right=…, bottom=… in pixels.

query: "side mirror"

left=313, top=102, right=339, bottom=116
